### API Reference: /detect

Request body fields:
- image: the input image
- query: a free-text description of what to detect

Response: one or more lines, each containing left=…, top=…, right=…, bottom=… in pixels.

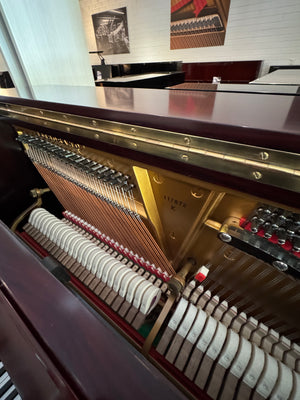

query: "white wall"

left=0, top=49, right=7, bottom=71
left=0, top=0, right=94, bottom=93
left=80, top=0, right=300, bottom=75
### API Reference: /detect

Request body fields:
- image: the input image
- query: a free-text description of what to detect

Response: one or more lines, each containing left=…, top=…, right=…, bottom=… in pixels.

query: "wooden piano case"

left=0, top=86, right=299, bottom=399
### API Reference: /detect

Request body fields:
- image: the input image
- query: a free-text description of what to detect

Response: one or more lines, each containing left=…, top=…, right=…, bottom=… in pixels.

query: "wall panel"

left=80, top=0, right=300, bottom=76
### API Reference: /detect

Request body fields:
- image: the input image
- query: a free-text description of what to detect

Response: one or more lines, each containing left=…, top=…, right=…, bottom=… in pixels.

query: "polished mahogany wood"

left=0, top=86, right=299, bottom=208
left=0, top=290, right=77, bottom=399
left=0, top=119, right=45, bottom=226
left=0, top=86, right=299, bottom=152
left=0, top=221, right=187, bottom=400
left=182, top=61, right=262, bottom=83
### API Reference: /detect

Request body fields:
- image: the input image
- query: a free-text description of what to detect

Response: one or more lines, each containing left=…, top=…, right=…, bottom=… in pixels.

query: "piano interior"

left=170, top=0, right=231, bottom=49
left=0, top=90, right=299, bottom=399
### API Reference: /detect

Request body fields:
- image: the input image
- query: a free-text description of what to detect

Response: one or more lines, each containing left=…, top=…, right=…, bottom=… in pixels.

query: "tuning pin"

left=263, top=221, right=273, bottom=238
left=96, top=166, right=109, bottom=178
left=276, top=227, right=287, bottom=245
left=278, top=210, right=293, bottom=224
left=250, top=216, right=263, bottom=233
left=257, top=205, right=273, bottom=221
left=292, top=232, right=300, bottom=252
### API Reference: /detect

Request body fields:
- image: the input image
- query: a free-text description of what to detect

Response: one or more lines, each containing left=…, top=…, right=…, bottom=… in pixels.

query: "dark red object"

left=182, top=60, right=262, bottom=83
left=0, top=221, right=188, bottom=400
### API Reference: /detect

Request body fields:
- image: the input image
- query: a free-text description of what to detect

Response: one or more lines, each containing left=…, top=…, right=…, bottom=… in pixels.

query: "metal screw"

left=252, top=171, right=262, bottom=180
left=63, top=114, right=68, bottom=120
left=191, top=188, right=203, bottom=198
left=219, top=232, right=232, bottom=243
left=66, top=127, right=70, bottom=133
left=92, top=120, right=97, bottom=127
left=184, top=137, right=191, bottom=145
left=272, top=260, right=288, bottom=272
left=131, top=128, right=136, bottom=133
left=181, top=154, right=189, bottom=161
left=169, top=232, right=176, bottom=240
left=94, top=133, right=100, bottom=139
left=40, top=110, right=43, bottom=115
left=153, top=174, right=164, bottom=184
left=223, top=249, right=236, bottom=261
left=259, top=151, right=269, bottom=161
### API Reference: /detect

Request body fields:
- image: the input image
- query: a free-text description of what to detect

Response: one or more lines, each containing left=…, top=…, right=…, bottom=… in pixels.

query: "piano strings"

left=15, top=128, right=300, bottom=399
left=22, top=134, right=175, bottom=277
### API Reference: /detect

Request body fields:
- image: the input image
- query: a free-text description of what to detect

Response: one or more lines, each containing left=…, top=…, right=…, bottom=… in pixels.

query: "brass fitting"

left=168, top=258, right=196, bottom=295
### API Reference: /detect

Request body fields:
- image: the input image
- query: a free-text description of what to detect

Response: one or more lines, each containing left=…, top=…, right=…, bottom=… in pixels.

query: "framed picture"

left=92, top=7, right=130, bottom=55
left=170, top=0, right=231, bottom=49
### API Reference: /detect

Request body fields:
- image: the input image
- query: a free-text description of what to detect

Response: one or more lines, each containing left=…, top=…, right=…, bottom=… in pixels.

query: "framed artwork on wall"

left=170, top=0, right=231, bottom=49
left=92, top=7, right=130, bottom=55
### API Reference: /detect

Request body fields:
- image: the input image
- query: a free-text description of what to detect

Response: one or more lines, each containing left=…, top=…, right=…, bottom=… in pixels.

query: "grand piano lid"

left=250, top=68, right=300, bottom=85
left=167, top=82, right=300, bottom=95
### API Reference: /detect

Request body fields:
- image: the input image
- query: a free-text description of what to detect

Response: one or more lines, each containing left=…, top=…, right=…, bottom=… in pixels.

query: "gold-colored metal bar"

left=0, top=102, right=299, bottom=193
left=173, top=191, right=225, bottom=266
left=133, top=166, right=169, bottom=255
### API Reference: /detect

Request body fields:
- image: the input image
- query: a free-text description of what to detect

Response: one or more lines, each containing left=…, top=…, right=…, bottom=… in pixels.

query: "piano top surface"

left=0, top=84, right=299, bottom=152
left=168, top=82, right=300, bottom=95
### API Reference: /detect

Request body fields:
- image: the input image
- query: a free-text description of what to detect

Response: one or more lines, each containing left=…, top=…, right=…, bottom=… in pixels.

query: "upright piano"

left=0, top=85, right=299, bottom=400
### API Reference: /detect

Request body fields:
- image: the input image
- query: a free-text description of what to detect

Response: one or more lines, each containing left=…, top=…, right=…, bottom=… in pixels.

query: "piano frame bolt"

left=219, top=232, right=232, bottom=243
left=218, top=223, right=232, bottom=243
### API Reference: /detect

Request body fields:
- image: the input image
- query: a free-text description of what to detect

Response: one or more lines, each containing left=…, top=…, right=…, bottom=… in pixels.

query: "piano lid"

left=250, top=68, right=300, bottom=85
left=0, top=84, right=299, bottom=153
left=167, top=82, right=300, bottom=95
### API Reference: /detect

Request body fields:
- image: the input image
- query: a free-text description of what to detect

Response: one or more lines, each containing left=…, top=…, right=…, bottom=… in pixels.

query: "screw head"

left=181, top=154, right=189, bottom=161
left=169, top=232, right=176, bottom=240
left=272, top=260, right=288, bottom=272
left=252, top=171, right=262, bottom=180
left=259, top=151, right=269, bottom=161
left=219, top=232, right=232, bottom=243
left=153, top=174, right=164, bottom=184
left=191, top=188, right=204, bottom=198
